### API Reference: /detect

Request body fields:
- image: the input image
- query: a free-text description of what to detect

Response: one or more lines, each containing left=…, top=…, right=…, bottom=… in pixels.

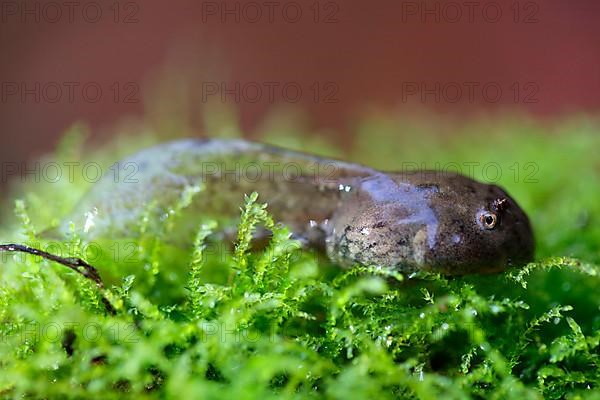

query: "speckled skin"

left=59, top=139, right=534, bottom=275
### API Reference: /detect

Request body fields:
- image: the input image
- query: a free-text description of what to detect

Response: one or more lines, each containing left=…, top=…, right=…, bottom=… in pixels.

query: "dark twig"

left=0, top=243, right=116, bottom=314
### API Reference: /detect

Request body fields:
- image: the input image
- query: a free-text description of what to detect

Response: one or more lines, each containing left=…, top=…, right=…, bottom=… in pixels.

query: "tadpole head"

left=326, top=172, right=535, bottom=276
left=422, top=179, right=535, bottom=275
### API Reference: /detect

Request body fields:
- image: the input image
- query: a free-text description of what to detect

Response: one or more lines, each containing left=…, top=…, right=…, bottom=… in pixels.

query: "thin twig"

left=0, top=243, right=116, bottom=314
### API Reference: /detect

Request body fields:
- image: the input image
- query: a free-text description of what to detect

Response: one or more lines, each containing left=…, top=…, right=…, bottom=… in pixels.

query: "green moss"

left=0, top=113, right=599, bottom=399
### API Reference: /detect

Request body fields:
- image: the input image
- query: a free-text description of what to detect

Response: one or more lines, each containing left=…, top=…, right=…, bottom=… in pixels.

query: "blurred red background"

left=1, top=0, right=599, bottom=170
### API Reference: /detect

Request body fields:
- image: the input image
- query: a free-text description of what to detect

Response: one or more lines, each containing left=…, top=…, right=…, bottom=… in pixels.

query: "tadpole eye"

left=479, top=212, right=498, bottom=230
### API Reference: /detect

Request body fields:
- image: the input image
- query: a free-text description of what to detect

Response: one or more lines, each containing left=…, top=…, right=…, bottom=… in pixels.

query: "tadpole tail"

left=0, top=243, right=116, bottom=315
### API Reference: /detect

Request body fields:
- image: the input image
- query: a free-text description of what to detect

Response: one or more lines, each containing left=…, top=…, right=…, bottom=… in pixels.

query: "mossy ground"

left=0, top=112, right=598, bottom=399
